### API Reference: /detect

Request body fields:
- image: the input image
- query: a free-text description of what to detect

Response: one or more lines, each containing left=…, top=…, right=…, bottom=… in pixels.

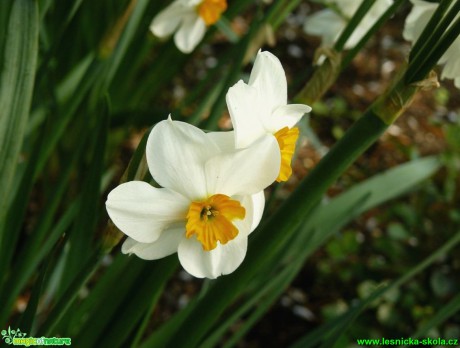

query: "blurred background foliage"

left=1, top=0, right=460, bottom=347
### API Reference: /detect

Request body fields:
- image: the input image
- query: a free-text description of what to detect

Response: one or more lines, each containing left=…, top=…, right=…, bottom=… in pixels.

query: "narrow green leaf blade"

left=97, top=257, right=177, bottom=348
left=290, top=231, right=460, bottom=348
left=0, top=0, right=39, bottom=253
left=413, top=292, right=460, bottom=338
left=66, top=96, right=110, bottom=280
left=200, top=157, right=441, bottom=347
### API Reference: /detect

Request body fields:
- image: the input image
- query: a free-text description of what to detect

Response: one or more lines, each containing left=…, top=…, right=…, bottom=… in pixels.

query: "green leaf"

left=68, top=256, right=146, bottom=345
left=0, top=111, right=101, bottom=326
left=16, top=239, right=64, bottom=334
left=65, top=96, right=110, bottom=282
left=0, top=120, right=47, bottom=288
left=215, top=17, right=239, bottom=43
left=96, top=257, right=177, bottom=348
left=142, top=157, right=441, bottom=347
left=0, top=0, right=39, bottom=253
left=414, top=293, right=460, bottom=338
left=224, top=157, right=441, bottom=346
left=408, top=0, right=454, bottom=61
left=405, top=1, right=460, bottom=84
left=39, top=250, right=102, bottom=337
left=342, top=0, right=405, bottom=69
left=290, top=231, right=460, bottom=348
left=333, top=0, right=374, bottom=51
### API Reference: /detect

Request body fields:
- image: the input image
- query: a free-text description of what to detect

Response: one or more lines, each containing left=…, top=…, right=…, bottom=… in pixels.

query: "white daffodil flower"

left=226, top=50, right=312, bottom=183
left=150, top=0, right=227, bottom=54
left=403, top=0, right=460, bottom=88
left=106, top=118, right=280, bottom=279
left=304, top=0, right=392, bottom=49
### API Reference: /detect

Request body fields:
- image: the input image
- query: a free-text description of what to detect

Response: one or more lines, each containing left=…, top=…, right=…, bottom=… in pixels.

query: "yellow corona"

left=197, top=0, right=227, bottom=26
left=274, top=127, right=299, bottom=182
left=186, top=194, right=245, bottom=251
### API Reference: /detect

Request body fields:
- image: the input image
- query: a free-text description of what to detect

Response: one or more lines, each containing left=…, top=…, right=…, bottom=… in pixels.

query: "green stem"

left=372, top=72, right=420, bottom=125
left=267, top=0, right=301, bottom=30
left=293, top=49, right=342, bottom=105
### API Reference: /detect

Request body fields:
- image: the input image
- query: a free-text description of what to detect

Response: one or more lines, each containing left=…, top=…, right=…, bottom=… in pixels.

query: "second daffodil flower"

left=106, top=118, right=280, bottom=279
left=226, top=51, right=312, bottom=182
left=150, top=0, right=227, bottom=53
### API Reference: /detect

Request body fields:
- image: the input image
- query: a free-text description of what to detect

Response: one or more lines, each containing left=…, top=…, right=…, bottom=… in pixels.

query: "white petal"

left=304, top=10, right=345, bottom=47
left=178, top=230, right=248, bottom=279
left=174, top=14, right=206, bottom=53
left=440, top=36, right=460, bottom=81
left=205, top=135, right=280, bottom=196
left=106, top=181, right=189, bottom=243
left=226, top=80, right=267, bottom=148
left=345, top=0, right=392, bottom=48
left=442, top=54, right=460, bottom=81
left=147, top=118, right=219, bottom=200
left=248, top=51, right=287, bottom=109
left=267, top=104, right=312, bottom=132
left=337, top=0, right=362, bottom=17
left=403, top=0, right=436, bottom=42
left=121, top=226, right=184, bottom=259
left=455, top=76, right=460, bottom=89
left=149, top=1, right=191, bottom=38
left=180, top=0, right=202, bottom=6
left=233, top=192, right=265, bottom=235
left=206, top=131, right=236, bottom=153
left=121, top=237, right=138, bottom=253
left=248, top=191, right=265, bottom=233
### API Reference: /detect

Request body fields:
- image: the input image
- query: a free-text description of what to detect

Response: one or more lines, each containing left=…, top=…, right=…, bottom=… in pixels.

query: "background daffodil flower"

left=150, top=0, right=227, bottom=54
left=403, top=0, right=460, bottom=89
left=303, top=0, right=392, bottom=50
left=106, top=118, right=280, bottom=279
left=226, top=50, right=312, bottom=182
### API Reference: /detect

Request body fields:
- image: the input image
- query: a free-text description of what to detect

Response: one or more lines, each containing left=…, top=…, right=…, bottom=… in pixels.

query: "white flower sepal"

left=403, top=0, right=460, bottom=88
left=226, top=50, right=312, bottom=182
left=106, top=118, right=280, bottom=279
left=150, top=0, right=227, bottom=54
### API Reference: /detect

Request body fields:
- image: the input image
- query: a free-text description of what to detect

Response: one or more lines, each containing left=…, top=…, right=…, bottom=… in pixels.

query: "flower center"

left=196, top=0, right=227, bottom=26
left=186, top=194, right=245, bottom=251
left=274, top=126, right=300, bottom=182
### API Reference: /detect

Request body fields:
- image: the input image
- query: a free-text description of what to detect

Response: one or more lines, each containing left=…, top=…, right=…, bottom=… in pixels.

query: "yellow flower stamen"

left=197, top=0, right=227, bottom=26
left=186, top=194, right=245, bottom=251
left=274, top=127, right=300, bottom=182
